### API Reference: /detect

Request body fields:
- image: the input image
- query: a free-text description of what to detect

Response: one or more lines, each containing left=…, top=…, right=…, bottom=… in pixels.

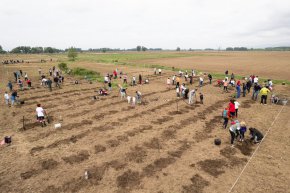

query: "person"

left=236, top=80, right=241, bottom=98
left=158, top=69, right=162, bottom=75
left=138, top=74, right=142, bottom=84
left=113, top=70, right=117, bottom=79
left=145, top=78, right=149, bottom=84
left=120, top=87, right=127, bottom=100
left=252, top=83, right=261, bottom=101
left=24, top=73, right=28, bottom=81
left=54, top=76, right=60, bottom=88
left=11, top=90, right=17, bottom=106
left=199, top=93, right=204, bottom=104
left=259, top=86, right=270, bottom=105
left=254, top=76, right=259, bottom=84
left=136, top=91, right=142, bottom=104
left=132, top=76, right=136, bottom=86
left=108, top=82, right=112, bottom=91
left=166, top=78, right=171, bottom=89
left=17, top=78, right=23, bottom=90
left=231, top=73, right=235, bottom=80
left=104, top=75, right=109, bottom=83
left=222, top=108, right=229, bottom=129
left=208, top=74, right=212, bottom=84
left=228, top=99, right=235, bottom=118
left=242, top=83, right=247, bottom=97
left=4, top=92, right=10, bottom=106
left=199, top=76, right=203, bottom=87
left=26, top=79, right=32, bottom=88
left=188, top=89, right=196, bottom=104
left=49, top=68, right=52, bottom=76
left=225, top=70, right=228, bottom=76
left=192, top=69, right=196, bottom=77
left=189, top=75, right=193, bottom=85
left=246, top=79, right=252, bottom=93
left=38, top=68, right=42, bottom=75
left=7, top=81, right=13, bottom=92
left=249, top=128, right=263, bottom=144
left=154, top=68, right=157, bottom=75
left=181, top=83, right=186, bottom=97
left=223, top=79, right=228, bottom=92
left=47, top=78, right=52, bottom=91
left=99, top=88, right=108, bottom=96
left=184, top=88, right=189, bottom=99
left=229, top=121, right=237, bottom=146
left=176, top=86, right=180, bottom=98
left=36, top=104, right=47, bottom=127
left=239, top=121, right=247, bottom=141
left=172, top=75, right=176, bottom=85
left=176, top=76, right=180, bottom=87
left=19, top=70, right=23, bottom=77
left=234, top=100, right=240, bottom=117
left=123, top=74, right=127, bottom=84
left=13, top=72, right=18, bottom=82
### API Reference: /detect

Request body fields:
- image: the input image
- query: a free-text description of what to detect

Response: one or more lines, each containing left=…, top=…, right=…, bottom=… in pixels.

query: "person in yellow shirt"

left=260, top=86, right=270, bottom=105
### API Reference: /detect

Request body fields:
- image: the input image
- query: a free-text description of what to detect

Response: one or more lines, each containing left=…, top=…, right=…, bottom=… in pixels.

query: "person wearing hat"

left=239, top=121, right=247, bottom=141
left=229, top=121, right=238, bottom=146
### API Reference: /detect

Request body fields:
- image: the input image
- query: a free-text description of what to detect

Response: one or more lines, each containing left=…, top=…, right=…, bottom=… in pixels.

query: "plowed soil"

left=0, top=52, right=290, bottom=193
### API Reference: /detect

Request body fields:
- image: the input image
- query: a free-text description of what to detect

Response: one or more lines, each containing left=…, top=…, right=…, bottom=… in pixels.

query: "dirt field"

left=0, top=53, right=290, bottom=193
left=134, top=51, right=290, bottom=81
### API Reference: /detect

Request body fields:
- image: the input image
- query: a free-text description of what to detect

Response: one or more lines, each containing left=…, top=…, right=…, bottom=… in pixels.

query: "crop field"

left=0, top=52, right=290, bottom=193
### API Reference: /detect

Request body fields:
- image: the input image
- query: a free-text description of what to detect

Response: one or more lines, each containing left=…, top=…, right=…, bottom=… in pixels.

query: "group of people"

left=41, top=66, right=64, bottom=91
left=2, top=59, right=24, bottom=64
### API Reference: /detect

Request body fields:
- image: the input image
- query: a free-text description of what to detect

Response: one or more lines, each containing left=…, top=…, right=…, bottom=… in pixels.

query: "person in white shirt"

left=172, top=75, right=176, bottom=85
left=24, top=73, right=28, bottom=81
left=188, top=89, right=196, bottom=104
left=132, top=76, right=136, bottom=86
left=254, top=76, right=259, bottom=83
left=234, top=100, right=240, bottom=117
left=4, top=92, right=10, bottom=105
left=36, top=104, right=46, bottom=127
left=199, top=77, right=204, bottom=87
left=167, top=78, right=171, bottom=89
left=158, top=69, right=162, bottom=75
left=192, top=69, right=195, bottom=77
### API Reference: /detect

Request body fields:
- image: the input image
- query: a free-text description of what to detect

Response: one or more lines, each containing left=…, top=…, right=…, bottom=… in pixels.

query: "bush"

left=58, top=63, right=68, bottom=71
left=71, top=68, right=101, bottom=81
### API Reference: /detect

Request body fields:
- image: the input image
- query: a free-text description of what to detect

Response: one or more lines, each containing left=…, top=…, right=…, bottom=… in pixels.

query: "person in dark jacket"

left=249, top=128, right=263, bottom=143
left=246, top=80, right=252, bottom=93
left=252, top=83, right=261, bottom=101
left=208, top=74, right=212, bottom=84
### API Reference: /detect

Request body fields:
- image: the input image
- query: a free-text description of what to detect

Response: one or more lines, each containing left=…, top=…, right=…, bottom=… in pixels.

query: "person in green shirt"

left=260, top=86, right=270, bottom=105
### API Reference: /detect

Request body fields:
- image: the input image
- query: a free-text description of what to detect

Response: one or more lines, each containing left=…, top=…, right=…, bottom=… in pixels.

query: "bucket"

left=4, top=136, right=12, bottom=144
left=214, top=138, right=221, bottom=145
left=54, top=123, right=62, bottom=129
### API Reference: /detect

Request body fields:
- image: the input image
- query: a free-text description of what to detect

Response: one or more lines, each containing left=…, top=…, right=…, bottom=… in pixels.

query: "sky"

left=1, top=0, right=290, bottom=50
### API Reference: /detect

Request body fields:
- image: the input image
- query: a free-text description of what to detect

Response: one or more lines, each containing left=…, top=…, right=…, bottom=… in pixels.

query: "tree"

left=226, top=47, right=234, bottom=51
left=176, top=47, right=181, bottom=51
left=136, top=45, right=141, bottom=52
left=141, top=46, right=147, bottom=51
left=0, top=45, right=6, bottom=54
left=67, top=47, right=78, bottom=61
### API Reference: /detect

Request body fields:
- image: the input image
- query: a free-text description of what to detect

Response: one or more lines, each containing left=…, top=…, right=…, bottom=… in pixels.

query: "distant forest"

left=1, top=45, right=290, bottom=54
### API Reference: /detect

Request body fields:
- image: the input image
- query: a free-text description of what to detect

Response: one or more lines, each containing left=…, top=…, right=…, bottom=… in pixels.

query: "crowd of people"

left=2, top=63, right=278, bottom=147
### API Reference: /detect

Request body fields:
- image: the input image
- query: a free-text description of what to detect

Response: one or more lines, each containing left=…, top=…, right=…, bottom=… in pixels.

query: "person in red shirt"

left=228, top=99, right=236, bottom=118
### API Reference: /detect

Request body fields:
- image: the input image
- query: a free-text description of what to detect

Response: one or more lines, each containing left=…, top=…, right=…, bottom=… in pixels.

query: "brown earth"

left=0, top=53, right=290, bottom=193
left=135, top=51, right=290, bottom=81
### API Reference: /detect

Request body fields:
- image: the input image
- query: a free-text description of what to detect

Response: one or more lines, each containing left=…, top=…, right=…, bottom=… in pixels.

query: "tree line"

left=1, top=45, right=290, bottom=54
